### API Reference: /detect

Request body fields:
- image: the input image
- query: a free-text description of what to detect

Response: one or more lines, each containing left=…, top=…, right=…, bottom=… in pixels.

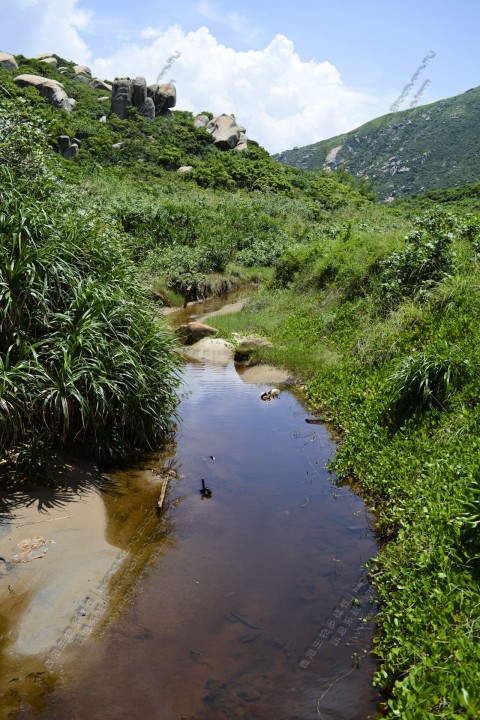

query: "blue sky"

left=1, top=0, right=478, bottom=152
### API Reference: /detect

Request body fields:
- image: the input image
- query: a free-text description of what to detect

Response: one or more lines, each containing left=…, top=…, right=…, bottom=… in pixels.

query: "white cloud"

left=0, top=0, right=387, bottom=153
left=92, top=27, right=385, bottom=153
left=0, top=0, right=93, bottom=65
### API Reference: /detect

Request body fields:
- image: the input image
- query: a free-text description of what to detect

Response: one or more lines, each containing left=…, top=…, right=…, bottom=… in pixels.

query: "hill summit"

left=273, top=85, right=480, bottom=201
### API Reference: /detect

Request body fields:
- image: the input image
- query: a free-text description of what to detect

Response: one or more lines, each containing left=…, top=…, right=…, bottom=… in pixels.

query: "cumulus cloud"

left=92, top=27, right=385, bottom=153
left=0, top=0, right=93, bottom=65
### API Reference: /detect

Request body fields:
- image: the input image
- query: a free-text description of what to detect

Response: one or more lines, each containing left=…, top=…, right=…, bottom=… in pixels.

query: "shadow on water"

left=14, top=295, right=382, bottom=720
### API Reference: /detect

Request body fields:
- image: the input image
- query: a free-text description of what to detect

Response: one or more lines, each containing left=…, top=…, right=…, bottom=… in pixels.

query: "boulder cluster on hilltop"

left=110, top=77, right=176, bottom=120
left=1, top=50, right=248, bottom=153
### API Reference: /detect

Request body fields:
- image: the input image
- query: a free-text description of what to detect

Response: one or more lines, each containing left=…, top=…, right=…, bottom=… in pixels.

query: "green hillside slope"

left=274, top=86, right=480, bottom=201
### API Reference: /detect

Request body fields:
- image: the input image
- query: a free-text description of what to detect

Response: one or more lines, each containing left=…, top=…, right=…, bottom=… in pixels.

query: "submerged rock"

left=183, top=338, right=234, bottom=366
left=234, top=337, right=273, bottom=363
left=177, top=321, right=218, bottom=345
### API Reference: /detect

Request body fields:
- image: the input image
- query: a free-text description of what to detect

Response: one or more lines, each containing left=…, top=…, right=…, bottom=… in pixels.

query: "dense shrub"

left=0, top=187, right=179, bottom=477
left=380, top=209, right=458, bottom=303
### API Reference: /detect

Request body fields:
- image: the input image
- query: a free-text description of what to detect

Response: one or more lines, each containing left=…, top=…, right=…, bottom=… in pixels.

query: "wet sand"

left=0, top=470, right=121, bottom=658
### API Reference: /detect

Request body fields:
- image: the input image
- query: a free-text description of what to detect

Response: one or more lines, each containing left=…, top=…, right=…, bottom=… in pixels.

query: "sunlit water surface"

left=21, top=298, right=380, bottom=720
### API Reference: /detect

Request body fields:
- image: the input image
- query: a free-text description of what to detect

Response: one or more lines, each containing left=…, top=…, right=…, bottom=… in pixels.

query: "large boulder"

left=73, top=64, right=92, bottom=77
left=194, top=114, right=209, bottom=129
left=147, top=83, right=176, bottom=115
left=111, top=77, right=131, bottom=119
left=0, top=52, right=18, bottom=71
left=110, top=77, right=176, bottom=120
left=14, top=74, right=76, bottom=112
left=89, top=79, right=112, bottom=92
left=75, top=74, right=91, bottom=85
left=58, top=135, right=80, bottom=159
left=132, top=76, right=147, bottom=107
left=235, top=132, right=248, bottom=152
left=139, top=96, right=155, bottom=120
left=183, top=338, right=234, bottom=366
left=40, top=57, right=58, bottom=68
left=205, top=114, right=247, bottom=150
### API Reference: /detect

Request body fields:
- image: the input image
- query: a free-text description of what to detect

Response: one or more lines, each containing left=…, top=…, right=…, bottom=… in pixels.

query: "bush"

left=381, top=209, right=458, bottom=303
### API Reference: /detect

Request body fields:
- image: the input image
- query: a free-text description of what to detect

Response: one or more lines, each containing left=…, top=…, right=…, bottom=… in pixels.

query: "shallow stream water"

left=10, top=296, right=380, bottom=719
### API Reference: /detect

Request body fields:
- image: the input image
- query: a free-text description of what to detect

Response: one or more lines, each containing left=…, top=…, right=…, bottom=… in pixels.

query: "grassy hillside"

left=274, top=86, right=480, bottom=201
left=2, top=51, right=480, bottom=719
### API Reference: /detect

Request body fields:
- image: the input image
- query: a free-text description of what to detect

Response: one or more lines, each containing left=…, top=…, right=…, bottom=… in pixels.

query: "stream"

left=2, top=295, right=381, bottom=719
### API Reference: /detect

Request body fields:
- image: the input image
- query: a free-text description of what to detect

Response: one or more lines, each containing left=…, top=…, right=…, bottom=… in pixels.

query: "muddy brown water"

left=12, top=296, right=381, bottom=720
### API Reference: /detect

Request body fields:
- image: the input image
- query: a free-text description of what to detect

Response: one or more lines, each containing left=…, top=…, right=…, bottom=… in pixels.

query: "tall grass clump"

left=386, top=343, right=470, bottom=422
left=0, top=183, right=179, bottom=479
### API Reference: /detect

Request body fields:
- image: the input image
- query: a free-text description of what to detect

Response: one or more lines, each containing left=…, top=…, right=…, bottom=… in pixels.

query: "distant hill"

left=273, top=86, right=480, bottom=201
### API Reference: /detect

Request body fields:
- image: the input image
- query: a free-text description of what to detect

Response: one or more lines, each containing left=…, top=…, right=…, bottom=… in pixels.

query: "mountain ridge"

left=273, top=85, right=480, bottom=201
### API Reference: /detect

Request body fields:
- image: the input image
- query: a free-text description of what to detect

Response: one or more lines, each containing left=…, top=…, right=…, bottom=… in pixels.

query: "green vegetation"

left=0, top=89, right=180, bottom=478
left=0, top=56, right=370, bottom=472
left=2, top=51, right=480, bottom=717
left=274, top=85, right=480, bottom=201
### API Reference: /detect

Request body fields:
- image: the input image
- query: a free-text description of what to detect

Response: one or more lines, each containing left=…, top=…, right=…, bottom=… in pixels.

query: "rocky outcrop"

left=40, top=57, right=58, bottom=68
left=14, top=74, right=76, bottom=113
left=89, top=79, right=112, bottom=92
left=111, top=78, right=131, bottom=119
left=0, top=52, right=18, bottom=71
left=110, top=77, right=176, bottom=120
left=204, top=114, right=247, bottom=151
left=140, top=97, right=156, bottom=120
left=73, top=64, right=91, bottom=77
left=183, top=338, right=234, bottom=366
left=194, top=114, right=210, bottom=129
left=75, top=74, right=91, bottom=85
left=177, top=165, right=193, bottom=174
left=132, top=76, right=147, bottom=107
